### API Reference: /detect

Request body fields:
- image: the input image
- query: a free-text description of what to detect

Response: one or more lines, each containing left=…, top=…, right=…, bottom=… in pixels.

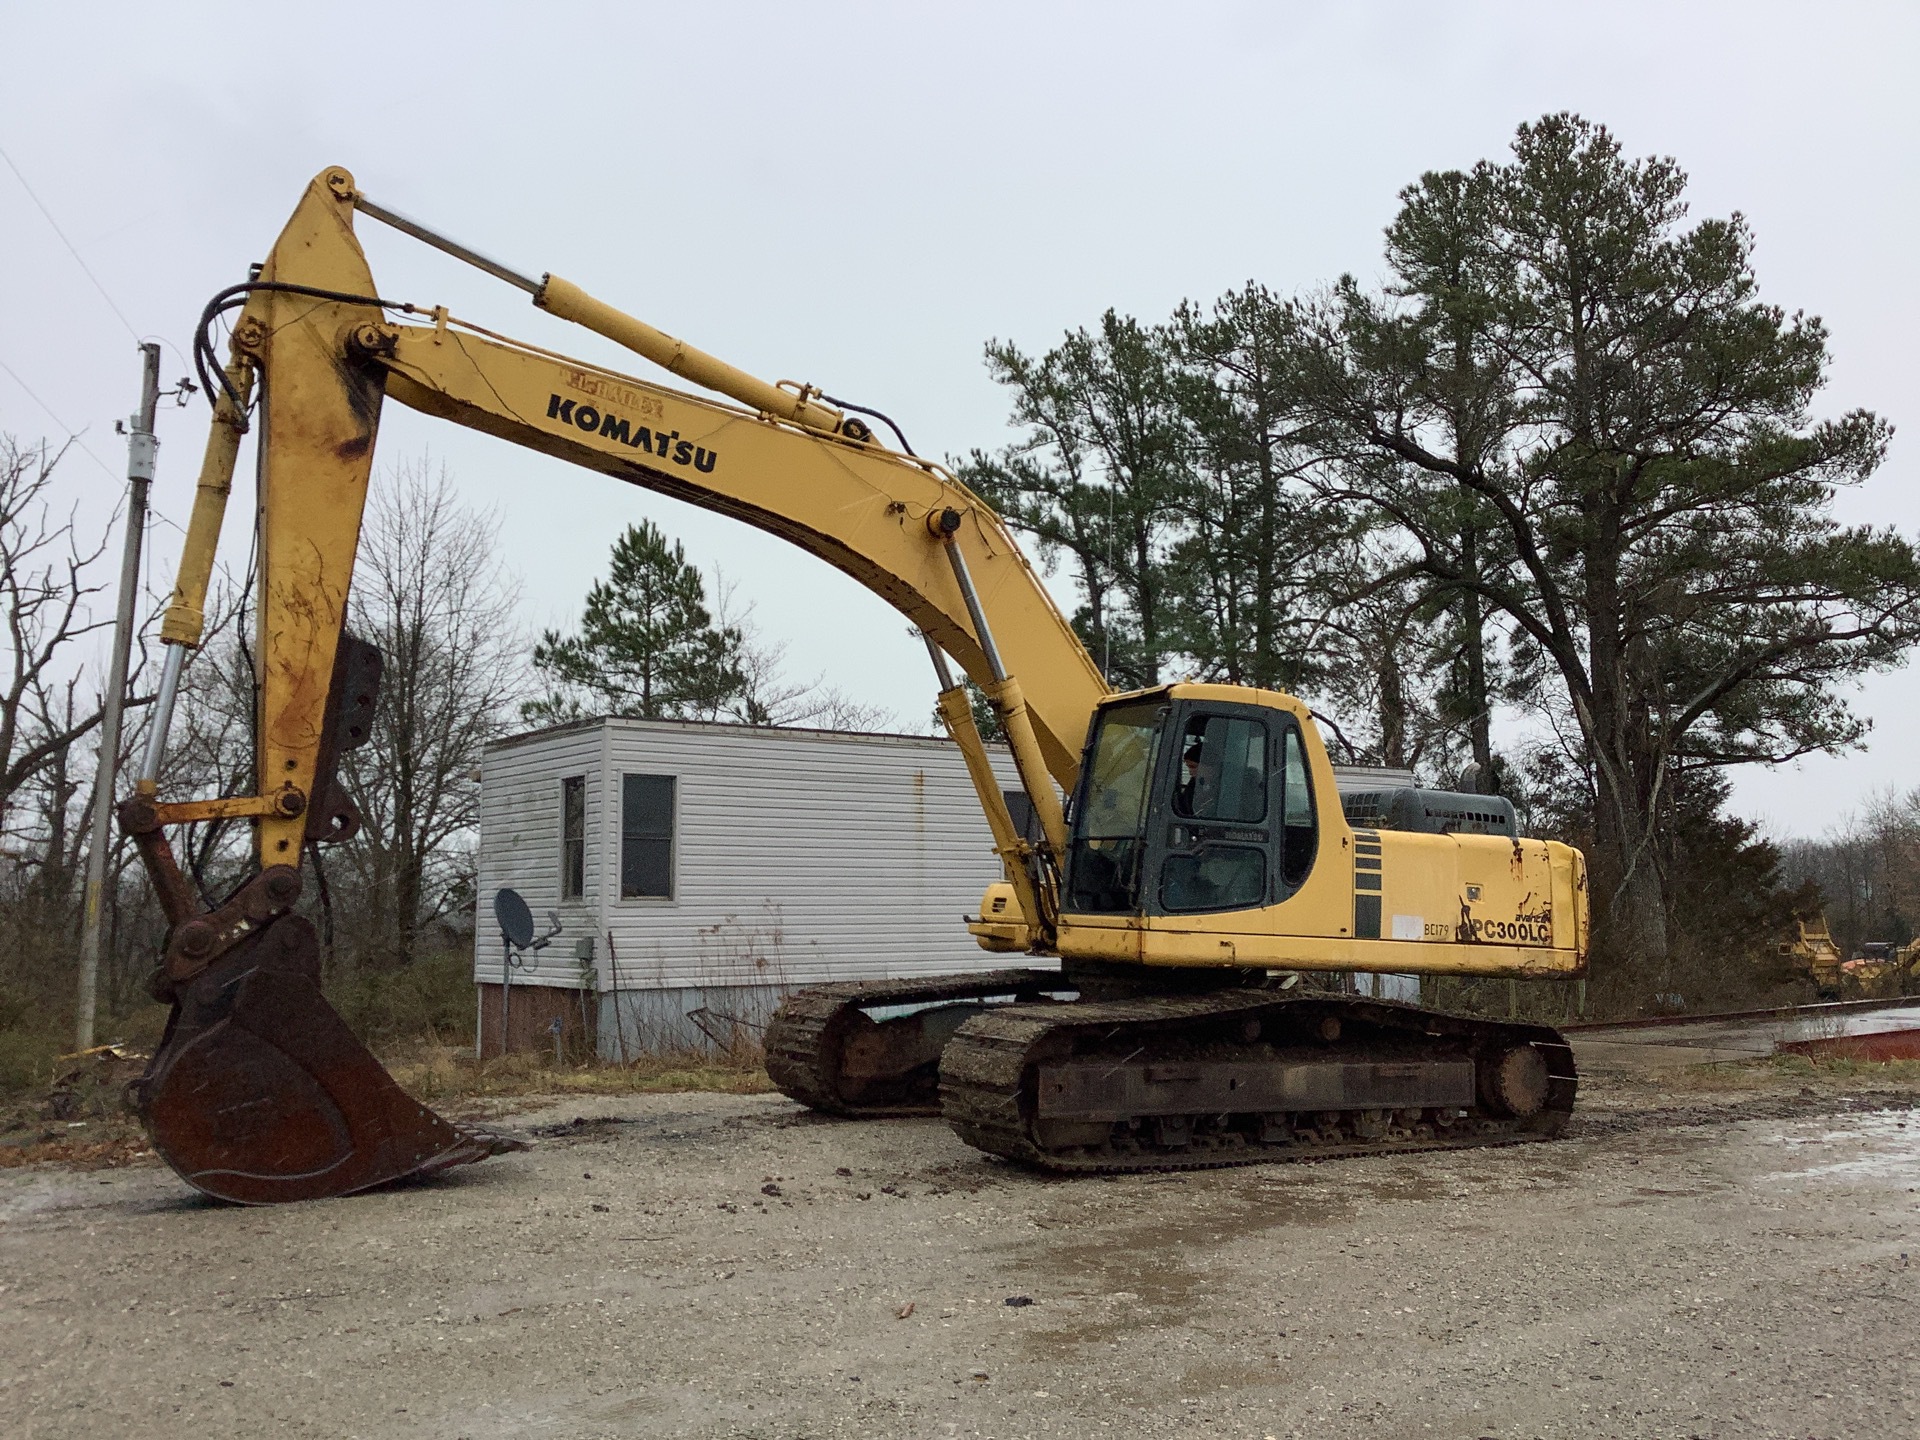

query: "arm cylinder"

left=354, top=196, right=540, bottom=294
left=159, top=352, right=254, bottom=647
left=536, top=274, right=846, bottom=436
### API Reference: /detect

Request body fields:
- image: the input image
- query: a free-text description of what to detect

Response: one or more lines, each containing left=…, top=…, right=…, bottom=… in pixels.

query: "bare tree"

left=0, top=437, right=111, bottom=850
left=335, top=456, right=527, bottom=969
left=707, top=572, right=896, bottom=732
left=1780, top=789, right=1920, bottom=960
left=151, top=582, right=260, bottom=902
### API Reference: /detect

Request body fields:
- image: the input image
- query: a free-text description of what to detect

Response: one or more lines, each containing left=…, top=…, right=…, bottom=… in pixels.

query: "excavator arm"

left=123, top=168, right=1103, bottom=1201
left=152, top=168, right=1102, bottom=850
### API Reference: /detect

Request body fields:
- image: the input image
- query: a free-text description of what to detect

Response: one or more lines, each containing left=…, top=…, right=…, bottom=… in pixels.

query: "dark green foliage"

left=528, top=520, right=747, bottom=723
left=1167, top=286, right=1368, bottom=697
left=1614, top=771, right=1816, bottom=1013
left=960, top=312, right=1191, bottom=688
left=963, top=299, right=1507, bottom=775
left=322, top=944, right=477, bottom=1050
left=1286, top=113, right=1920, bottom=963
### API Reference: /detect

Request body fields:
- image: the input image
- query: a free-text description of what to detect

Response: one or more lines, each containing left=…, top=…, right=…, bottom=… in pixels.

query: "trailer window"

left=561, top=775, right=586, bottom=899
left=621, top=774, right=675, bottom=899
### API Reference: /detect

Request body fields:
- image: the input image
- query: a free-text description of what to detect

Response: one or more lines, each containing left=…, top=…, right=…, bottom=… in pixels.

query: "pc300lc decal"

left=1456, top=907, right=1554, bottom=945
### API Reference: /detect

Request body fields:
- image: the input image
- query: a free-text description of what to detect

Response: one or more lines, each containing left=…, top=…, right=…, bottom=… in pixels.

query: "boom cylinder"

left=940, top=531, right=1068, bottom=857
left=143, top=349, right=255, bottom=789
left=924, top=636, right=1048, bottom=940
left=138, top=644, right=185, bottom=788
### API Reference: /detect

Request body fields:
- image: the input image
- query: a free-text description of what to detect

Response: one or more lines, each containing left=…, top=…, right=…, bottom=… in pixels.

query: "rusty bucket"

left=131, top=912, right=523, bottom=1205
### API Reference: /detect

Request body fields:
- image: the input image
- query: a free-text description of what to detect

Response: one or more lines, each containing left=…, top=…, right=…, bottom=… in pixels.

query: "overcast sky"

left=3, top=2, right=1914, bottom=838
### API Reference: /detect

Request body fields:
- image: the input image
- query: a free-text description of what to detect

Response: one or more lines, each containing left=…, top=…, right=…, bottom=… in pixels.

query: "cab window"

left=1065, top=703, right=1163, bottom=913
left=1172, top=714, right=1267, bottom=823
left=1279, top=725, right=1316, bottom=891
left=1159, top=712, right=1270, bottom=914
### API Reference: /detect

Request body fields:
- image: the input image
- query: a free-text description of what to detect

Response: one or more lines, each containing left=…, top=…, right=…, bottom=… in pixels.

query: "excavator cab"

left=1063, top=689, right=1320, bottom=921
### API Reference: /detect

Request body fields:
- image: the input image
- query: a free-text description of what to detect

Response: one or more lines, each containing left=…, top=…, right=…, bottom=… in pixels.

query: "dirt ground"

left=4, top=1062, right=1919, bottom=1439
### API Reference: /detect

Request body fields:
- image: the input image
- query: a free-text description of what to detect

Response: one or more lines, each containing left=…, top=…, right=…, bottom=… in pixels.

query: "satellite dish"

left=493, top=888, right=535, bottom=950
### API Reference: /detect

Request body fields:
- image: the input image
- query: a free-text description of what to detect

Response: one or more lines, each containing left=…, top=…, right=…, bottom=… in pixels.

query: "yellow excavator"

left=125, top=169, right=1588, bottom=1203
left=1781, top=918, right=1920, bottom=1001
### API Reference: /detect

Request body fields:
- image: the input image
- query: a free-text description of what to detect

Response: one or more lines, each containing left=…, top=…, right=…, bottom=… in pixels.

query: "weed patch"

left=383, top=1040, right=772, bottom=1105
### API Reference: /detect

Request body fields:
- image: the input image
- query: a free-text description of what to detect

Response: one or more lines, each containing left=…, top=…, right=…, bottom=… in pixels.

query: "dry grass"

left=0, top=1047, right=155, bottom=1169
left=0, top=1036, right=774, bottom=1173
left=383, top=1040, right=774, bottom=1105
left=1666, top=1052, right=1920, bottom=1094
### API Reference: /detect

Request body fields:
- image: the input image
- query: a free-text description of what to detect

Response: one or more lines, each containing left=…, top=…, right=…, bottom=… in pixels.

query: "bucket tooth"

left=132, top=913, right=523, bottom=1205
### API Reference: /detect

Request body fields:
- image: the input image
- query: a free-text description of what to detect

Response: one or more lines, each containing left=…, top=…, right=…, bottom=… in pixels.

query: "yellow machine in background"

left=1781, top=917, right=1847, bottom=998
left=124, top=169, right=1588, bottom=1203
left=1779, top=917, right=1918, bottom=1000
left=1841, top=940, right=1920, bottom=998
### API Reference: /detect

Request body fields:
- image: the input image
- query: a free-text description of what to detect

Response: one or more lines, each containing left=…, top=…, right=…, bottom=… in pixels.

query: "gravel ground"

left=3, top=1076, right=1919, bottom=1439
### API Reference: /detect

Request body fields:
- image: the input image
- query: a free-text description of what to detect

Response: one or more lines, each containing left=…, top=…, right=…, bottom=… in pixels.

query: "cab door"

left=1143, top=701, right=1318, bottom=918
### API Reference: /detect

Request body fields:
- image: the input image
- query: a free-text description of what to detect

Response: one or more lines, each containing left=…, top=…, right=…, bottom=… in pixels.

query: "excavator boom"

left=128, top=168, right=1103, bottom=1201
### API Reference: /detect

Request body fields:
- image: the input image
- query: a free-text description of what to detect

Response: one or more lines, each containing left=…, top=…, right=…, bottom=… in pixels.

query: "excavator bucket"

left=131, top=912, right=523, bottom=1205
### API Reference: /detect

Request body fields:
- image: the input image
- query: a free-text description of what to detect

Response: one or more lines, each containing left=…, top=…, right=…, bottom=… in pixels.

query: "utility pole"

left=75, top=342, right=160, bottom=1051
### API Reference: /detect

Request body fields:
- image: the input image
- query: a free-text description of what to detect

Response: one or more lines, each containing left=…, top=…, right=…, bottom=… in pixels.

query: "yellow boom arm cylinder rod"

left=159, top=352, right=255, bottom=647
left=935, top=684, right=1046, bottom=937
left=985, top=675, right=1068, bottom=858
left=937, top=527, right=1070, bottom=858
left=535, top=274, right=847, bottom=437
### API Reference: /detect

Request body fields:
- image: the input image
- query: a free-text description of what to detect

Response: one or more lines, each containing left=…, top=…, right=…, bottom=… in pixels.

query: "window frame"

left=560, top=774, right=586, bottom=900
left=1063, top=701, right=1169, bottom=915
left=1143, top=701, right=1274, bottom=917
left=619, top=772, right=677, bottom=902
left=1275, top=719, right=1319, bottom=897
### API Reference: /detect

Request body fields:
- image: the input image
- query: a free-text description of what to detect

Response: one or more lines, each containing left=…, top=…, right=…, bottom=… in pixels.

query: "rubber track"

left=763, top=969, right=1061, bottom=1118
left=939, top=992, right=1577, bottom=1174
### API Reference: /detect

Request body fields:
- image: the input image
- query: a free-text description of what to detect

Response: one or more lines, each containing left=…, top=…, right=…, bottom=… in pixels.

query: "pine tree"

left=1289, top=113, right=1920, bottom=965
left=527, top=520, right=746, bottom=722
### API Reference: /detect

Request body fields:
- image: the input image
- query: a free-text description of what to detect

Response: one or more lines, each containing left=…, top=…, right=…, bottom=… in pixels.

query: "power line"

left=0, top=353, right=119, bottom=481
left=0, top=352, right=188, bottom=536
left=0, top=141, right=143, bottom=343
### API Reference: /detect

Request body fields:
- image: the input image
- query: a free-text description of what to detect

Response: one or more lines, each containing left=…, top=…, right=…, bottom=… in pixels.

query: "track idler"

left=765, top=969, right=1063, bottom=1117
left=132, top=911, right=522, bottom=1204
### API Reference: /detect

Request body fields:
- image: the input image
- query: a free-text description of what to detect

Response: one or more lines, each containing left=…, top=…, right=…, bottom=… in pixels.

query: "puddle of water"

left=1755, top=1110, right=1920, bottom=1188
left=1785, top=1006, right=1920, bottom=1041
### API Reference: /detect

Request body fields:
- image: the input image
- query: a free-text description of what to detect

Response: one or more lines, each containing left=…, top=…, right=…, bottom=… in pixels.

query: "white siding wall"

left=475, top=719, right=1025, bottom=1002
left=474, top=723, right=605, bottom=985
